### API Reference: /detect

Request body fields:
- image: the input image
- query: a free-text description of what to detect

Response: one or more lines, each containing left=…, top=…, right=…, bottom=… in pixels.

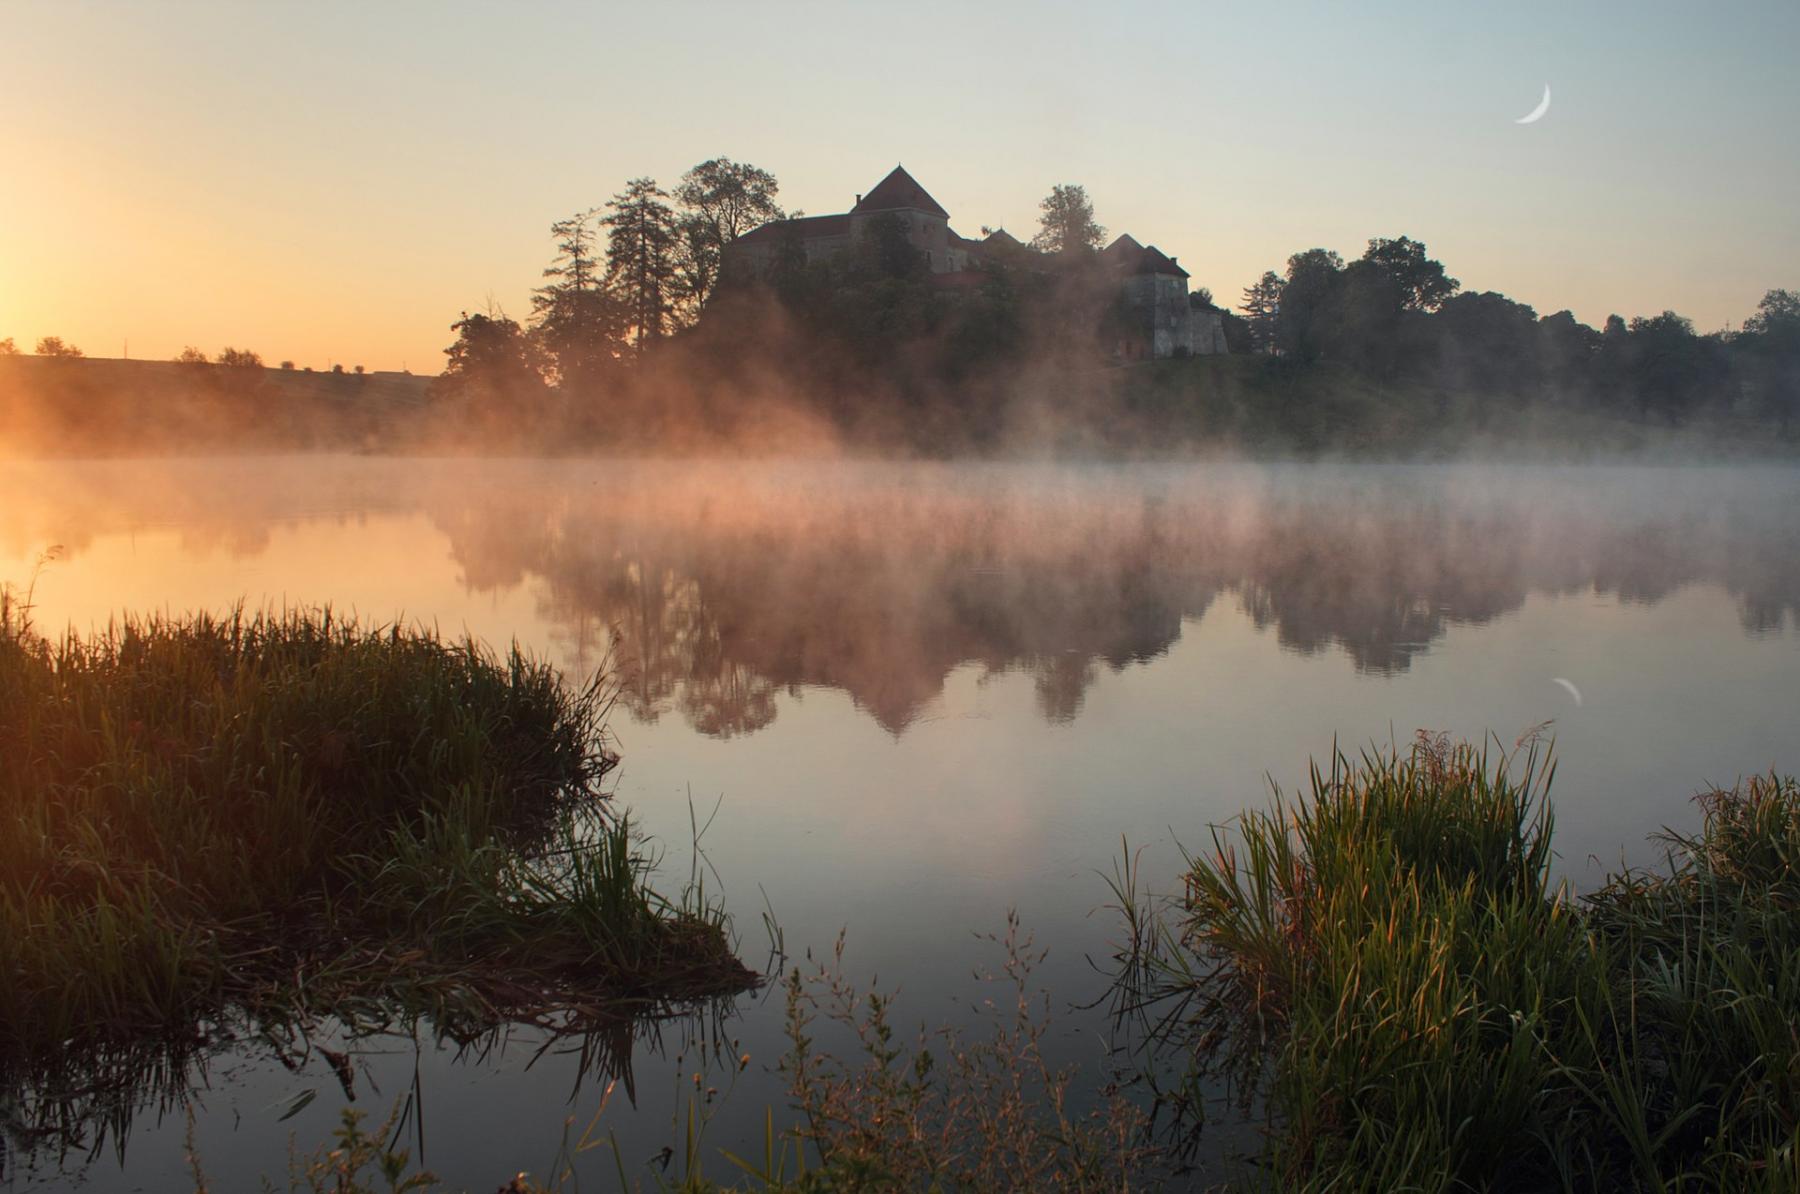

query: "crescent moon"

left=1551, top=677, right=1583, bottom=706
left=1516, top=84, right=1551, bottom=124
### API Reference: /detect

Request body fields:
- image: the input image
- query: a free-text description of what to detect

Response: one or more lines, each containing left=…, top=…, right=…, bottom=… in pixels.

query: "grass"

left=1109, top=733, right=1800, bottom=1191
left=0, top=589, right=754, bottom=1151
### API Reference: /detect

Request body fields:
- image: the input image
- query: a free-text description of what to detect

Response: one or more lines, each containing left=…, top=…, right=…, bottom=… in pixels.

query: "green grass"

left=1111, top=735, right=1800, bottom=1191
left=0, top=596, right=753, bottom=1089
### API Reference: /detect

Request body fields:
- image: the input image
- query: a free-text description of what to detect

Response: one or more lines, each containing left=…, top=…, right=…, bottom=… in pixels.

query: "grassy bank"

left=0, top=598, right=753, bottom=1082
left=1116, top=737, right=1800, bottom=1191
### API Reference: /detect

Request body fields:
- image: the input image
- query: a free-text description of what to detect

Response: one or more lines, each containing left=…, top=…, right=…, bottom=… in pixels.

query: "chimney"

left=856, top=194, right=863, bottom=204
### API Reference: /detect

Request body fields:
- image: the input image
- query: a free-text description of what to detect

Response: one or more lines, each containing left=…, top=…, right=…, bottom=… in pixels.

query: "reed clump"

left=1118, top=736, right=1800, bottom=1191
left=0, top=603, right=753, bottom=1075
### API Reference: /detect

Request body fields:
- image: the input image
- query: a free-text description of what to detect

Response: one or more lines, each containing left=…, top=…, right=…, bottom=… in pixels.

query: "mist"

left=8, top=456, right=1797, bottom=736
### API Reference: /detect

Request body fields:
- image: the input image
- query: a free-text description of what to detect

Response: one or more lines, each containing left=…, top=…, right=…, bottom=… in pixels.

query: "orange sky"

left=2, top=0, right=1795, bottom=373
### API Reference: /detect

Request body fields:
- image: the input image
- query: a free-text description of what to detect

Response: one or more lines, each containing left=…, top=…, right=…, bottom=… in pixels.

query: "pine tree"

left=533, top=208, right=622, bottom=388
left=602, top=179, right=681, bottom=357
left=1240, top=271, right=1285, bottom=354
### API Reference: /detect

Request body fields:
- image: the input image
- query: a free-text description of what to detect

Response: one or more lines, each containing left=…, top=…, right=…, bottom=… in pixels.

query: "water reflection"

left=3, top=460, right=1797, bottom=738
left=0, top=989, right=746, bottom=1186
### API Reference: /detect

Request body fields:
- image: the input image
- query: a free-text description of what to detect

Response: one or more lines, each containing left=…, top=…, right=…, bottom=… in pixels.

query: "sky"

left=2, top=0, right=1796, bottom=373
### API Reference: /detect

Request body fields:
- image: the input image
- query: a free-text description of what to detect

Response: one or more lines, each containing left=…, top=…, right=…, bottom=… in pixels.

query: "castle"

left=724, top=165, right=1227, bottom=359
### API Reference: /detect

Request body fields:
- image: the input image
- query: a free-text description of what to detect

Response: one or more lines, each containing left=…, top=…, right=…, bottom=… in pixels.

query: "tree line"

left=1231, top=241, right=1800, bottom=431
left=434, top=158, right=784, bottom=423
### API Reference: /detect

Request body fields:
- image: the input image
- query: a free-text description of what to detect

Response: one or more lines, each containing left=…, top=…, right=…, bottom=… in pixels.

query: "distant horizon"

left=3, top=0, right=1795, bottom=371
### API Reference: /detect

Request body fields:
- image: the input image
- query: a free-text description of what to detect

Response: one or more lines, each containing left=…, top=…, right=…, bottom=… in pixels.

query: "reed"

left=0, top=605, right=753, bottom=1080
left=1115, top=735, right=1800, bottom=1191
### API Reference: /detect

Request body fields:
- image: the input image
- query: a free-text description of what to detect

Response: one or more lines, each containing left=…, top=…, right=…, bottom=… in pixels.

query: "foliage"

left=1239, top=271, right=1283, bottom=355
left=674, top=158, right=785, bottom=313
left=1111, top=736, right=1800, bottom=1191
left=0, top=605, right=752, bottom=1092
left=216, top=346, right=263, bottom=369
left=1361, top=235, right=1460, bottom=312
left=532, top=208, right=623, bottom=392
left=1031, top=183, right=1106, bottom=254
left=434, top=309, right=551, bottom=437
left=33, top=336, right=82, bottom=358
left=604, top=178, right=682, bottom=356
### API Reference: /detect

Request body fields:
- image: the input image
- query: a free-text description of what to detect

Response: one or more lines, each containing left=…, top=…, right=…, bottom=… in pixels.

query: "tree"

left=216, top=347, right=263, bottom=368
left=1240, top=270, right=1285, bottom=354
left=1434, top=291, right=1542, bottom=395
left=1744, top=288, right=1800, bottom=339
left=1273, top=249, right=1343, bottom=359
left=1191, top=286, right=1216, bottom=310
left=0, top=338, right=17, bottom=355
left=35, top=336, right=82, bottom=358
left=674, top=158, right=783, bottom=312
left=174, top=346, right=210, bottom=365
left=602, top=178, right=681, bottom=357
left=1030, top=184, right=1105, bottom=254
left=438, top=310, right=551, bottom=435
left=443, top=311, right=537, bottom=381
left=1361, top=236, right=1459, bottom=312
left=533, top=208, right=623, bottom=388
left=1625, top=310, right=1717, bottom=421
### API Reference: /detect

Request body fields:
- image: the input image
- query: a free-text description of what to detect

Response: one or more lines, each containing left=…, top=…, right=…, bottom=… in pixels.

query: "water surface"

left=3, top=457, right=1797, bottom=1190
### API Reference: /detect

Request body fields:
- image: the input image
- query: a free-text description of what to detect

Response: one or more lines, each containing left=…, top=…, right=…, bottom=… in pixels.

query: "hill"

left=0, top=355, right=432, bottom=455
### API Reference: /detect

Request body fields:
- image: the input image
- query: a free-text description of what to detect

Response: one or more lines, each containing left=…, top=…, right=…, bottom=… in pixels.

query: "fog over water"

left=3, top=456, right=1798, bottom=1189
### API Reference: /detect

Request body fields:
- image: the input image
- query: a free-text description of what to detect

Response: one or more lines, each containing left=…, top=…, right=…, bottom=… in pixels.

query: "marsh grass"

left=0, top=601, right=754, bottom=1146
left=1110, top=735, right=1800, bottom=1191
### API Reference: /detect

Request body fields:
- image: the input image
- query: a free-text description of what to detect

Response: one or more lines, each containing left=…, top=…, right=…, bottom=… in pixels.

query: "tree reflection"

left=5, top=460, right=1798, bottom=739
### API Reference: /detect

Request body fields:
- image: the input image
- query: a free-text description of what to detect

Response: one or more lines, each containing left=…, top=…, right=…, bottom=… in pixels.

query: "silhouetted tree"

left=173, top=346, right=210, bottom=365
left=1273, top=249, right=1343, bottom=360
left=437, top=310, right=551, bottom=440
left=1030, top=184, right=1105, bottom=253
left=1536, top=310, right=1600, bottom=393
left=34, top=336, right=82, bottom=358
left=1361, top=236, right=1460, bottom=311
left=533, top=208, right=623, bottom=389
left=1625, top=311, right=1721, bottom=422
left=603, top=178, right=681, bottom=357
left=0, top=338, right=17, bottom=355
left=1434, top=291, right=1541, bottom=396
left=1240, top=270, right=1284, bottom=354
left=1315, top=259, right=1406, bottom=376
left=216, top=347, right=262, bottom=369
left=442, top=312, right=541, bottom=391
left=674, top=158, right=784, bottom=313
left=1745, top=288, right=1800, bottom=340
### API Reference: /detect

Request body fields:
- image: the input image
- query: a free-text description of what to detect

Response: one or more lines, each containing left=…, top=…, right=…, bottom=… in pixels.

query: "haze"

left=3, top=0, right=1797, bottom=372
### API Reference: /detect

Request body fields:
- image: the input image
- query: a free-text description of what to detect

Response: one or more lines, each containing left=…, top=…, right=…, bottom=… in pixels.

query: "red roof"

left=734, top=213, right=851, bottom=244
left=1102, top=233, right=1188, bottom=278
left=1135, top=244, right=1189, bottom=278
left=851, top=165, right=949, bottom=218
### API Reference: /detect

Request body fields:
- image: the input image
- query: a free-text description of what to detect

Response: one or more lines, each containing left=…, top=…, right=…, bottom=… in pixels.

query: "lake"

left=3, top=456, right=1797, bottom=1190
